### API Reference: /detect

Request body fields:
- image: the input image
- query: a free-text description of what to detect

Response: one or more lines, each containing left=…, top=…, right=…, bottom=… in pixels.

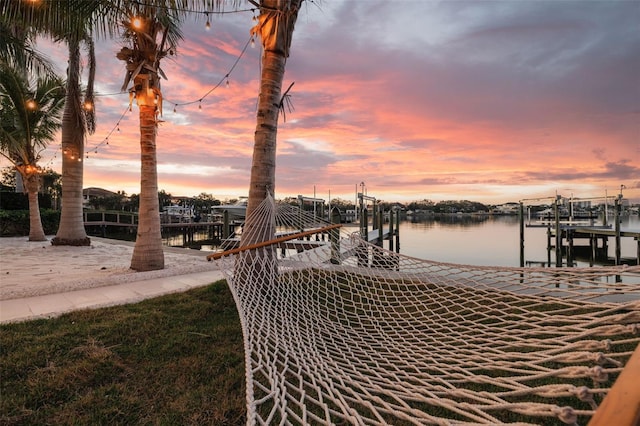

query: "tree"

left=242, top=0, right=303, bottom=246
left=0, top=63, right=65, bottom=241
left=115, top=5, right=185, bottom=271
left=0, top=19, right=55, bottom=79
left=1, top=0, right=108, bottom=246
left=114, top=1, right=232, bottom=271
left=40, top=168, right=62, bottom=209
left=192, top=192, right=221, bottom=214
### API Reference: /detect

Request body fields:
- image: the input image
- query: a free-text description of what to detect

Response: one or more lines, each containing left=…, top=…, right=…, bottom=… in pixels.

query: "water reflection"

left=399, top=214, right=638, bottom=267
left=158, top=215, right=639, bottom=269
left=407, top=214, right=500, bottom=229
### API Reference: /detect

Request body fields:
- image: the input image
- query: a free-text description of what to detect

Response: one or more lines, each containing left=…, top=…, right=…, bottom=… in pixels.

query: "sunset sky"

left=28, top=0, right=640, bottom=204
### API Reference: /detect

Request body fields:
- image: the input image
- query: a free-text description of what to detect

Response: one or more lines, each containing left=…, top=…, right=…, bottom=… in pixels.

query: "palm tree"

left=0, top=19, right=55, bottom=78
left=242, top=0, right=303, bottom=246
left=116, top=7, right=186, bottom=271
left=0, top=63, right=65, bottom=241
left=1, top=0, right=107, bottom=246
left=114, top=1, right=238, bottom=271
left=51, top=32, right=97, bottom=246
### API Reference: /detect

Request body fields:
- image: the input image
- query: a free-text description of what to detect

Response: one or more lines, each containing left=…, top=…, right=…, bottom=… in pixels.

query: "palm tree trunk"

left=243, top=0, right=302, bottom=246
left=130, top=103, right=164, bottom=271
left=23, top=172, right=46, bottom=241
left=242, top=49, right=285, bottom=246
left=51, top=38, right=90, bottom=246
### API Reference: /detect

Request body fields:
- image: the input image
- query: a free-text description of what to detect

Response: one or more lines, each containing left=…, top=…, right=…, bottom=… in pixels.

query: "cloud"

left=13, top=0, right=637, bottom=204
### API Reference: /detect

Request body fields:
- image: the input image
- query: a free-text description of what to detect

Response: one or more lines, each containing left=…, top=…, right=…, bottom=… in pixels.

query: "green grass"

left=0, top=280, right=246, bottom=425
left=2, top=272, right=635, bottom=425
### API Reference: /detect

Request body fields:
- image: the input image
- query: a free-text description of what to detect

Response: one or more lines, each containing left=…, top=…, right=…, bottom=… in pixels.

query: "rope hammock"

left=209, top=195, right=640, bottom=425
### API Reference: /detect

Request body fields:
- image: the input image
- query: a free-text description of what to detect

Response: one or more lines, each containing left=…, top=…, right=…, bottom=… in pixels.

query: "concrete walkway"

left=0, top=269, right=224, bottom=324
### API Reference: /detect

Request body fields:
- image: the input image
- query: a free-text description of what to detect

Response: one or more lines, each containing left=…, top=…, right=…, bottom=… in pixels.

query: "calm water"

left=398, top=214, right=639, bottom=267
left=165, top=214, right=639, bottom=268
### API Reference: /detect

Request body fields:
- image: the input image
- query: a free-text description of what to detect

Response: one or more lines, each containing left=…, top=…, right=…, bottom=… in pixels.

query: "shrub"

left=0, top=192, right=52, bottom=210
left=0, top=209, right=60, bottom=237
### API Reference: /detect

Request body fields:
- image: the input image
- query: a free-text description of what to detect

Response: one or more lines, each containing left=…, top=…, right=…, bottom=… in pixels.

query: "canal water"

left=166, top=214, right=639, bottom=268
left=398, top=214, right=639, bottom=267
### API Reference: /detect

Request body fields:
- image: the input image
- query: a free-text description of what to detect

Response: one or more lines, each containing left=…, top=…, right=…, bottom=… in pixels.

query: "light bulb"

left=226, top=78, right=230, bottom=88
left=132, top=17, right=143, bottom=30
left=205, top=12, right=211, bottom=30
left=251, top=37, right=255, bottom=48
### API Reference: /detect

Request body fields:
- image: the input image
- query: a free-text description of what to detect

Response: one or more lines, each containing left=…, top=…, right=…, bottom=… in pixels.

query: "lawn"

left=0, top=280, right=246, bottom=425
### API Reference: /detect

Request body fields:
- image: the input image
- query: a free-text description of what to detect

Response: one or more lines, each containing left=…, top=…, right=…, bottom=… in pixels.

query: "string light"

left=30, top=1, right=258, bottom=170
left=79, top=25, right=256, bottom=160
left=163, top=35, right=252, bottom=111
left=126, top=1, right=257, bottom=17
left=132, top=16, right=143, bottom=30
left=83, top=105, right=128, bottom=158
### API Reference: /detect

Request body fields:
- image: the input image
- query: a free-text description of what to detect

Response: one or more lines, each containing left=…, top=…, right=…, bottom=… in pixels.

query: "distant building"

left=493, top=203, right=520, bottom=215
left=83, top=187, right=120, bottom=208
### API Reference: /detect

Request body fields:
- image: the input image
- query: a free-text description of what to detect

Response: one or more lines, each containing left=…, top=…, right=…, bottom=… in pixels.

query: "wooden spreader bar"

left=207, top=223, right=342, bottom=261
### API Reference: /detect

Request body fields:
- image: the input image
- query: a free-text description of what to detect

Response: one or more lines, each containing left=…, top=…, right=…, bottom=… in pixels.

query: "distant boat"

left=162, top=205, right=193, bottom=218
left=212, top=197, right=247, bottom=219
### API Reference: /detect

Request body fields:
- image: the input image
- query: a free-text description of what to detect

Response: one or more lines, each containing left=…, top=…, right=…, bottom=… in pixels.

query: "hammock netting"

left=210, top=195, right=640, bottom=425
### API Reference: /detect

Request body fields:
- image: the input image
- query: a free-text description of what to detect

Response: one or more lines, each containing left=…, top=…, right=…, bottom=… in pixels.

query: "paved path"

left=0, top=268, right=224, bottom=324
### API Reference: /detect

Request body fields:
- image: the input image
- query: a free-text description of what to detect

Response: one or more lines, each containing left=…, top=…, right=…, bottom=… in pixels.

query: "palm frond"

left=0, top=62, right=64, bottom=166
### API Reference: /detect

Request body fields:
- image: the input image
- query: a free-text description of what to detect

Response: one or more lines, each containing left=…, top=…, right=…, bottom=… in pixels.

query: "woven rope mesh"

left=211, top=195, right=640, bottom=425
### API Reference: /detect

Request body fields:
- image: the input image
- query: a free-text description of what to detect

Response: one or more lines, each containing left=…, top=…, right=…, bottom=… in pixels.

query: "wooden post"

left=588, top=343, right=640, bottom=426
left=590, top=233, right=596, bottom=266
left=362, top=209, right=369, bottom=241
left=223, top=210, right=229, bottom=239
left=377, top=205, right=383, bottom=247
left=519, top=202, right=525, bottom=267
left=615, top=196, right=621, bottom=265
left=567, top=229, right=574, bottom=267
left=395, top=209, right=400, bottom=253
left=330, top=207, right=341, bottom=264
left=372, top=200, right=378, bottom=231
left=359, top=193, right=365, bottom=237
left=546, top=224, right=552, bottom=267
left=388, top=209, right=394, bottom=252
left=555, top=197, right=562, bottom=267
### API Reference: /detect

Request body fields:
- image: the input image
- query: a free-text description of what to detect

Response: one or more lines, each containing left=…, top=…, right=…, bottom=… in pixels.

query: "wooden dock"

left=521, top=216, right=639, bottom=267
left=83, top=211, right=239, bottom=244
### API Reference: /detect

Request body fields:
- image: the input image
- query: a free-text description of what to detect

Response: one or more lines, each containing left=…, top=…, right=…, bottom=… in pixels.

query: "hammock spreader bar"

left=206, top=223, right=342, bottom=261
